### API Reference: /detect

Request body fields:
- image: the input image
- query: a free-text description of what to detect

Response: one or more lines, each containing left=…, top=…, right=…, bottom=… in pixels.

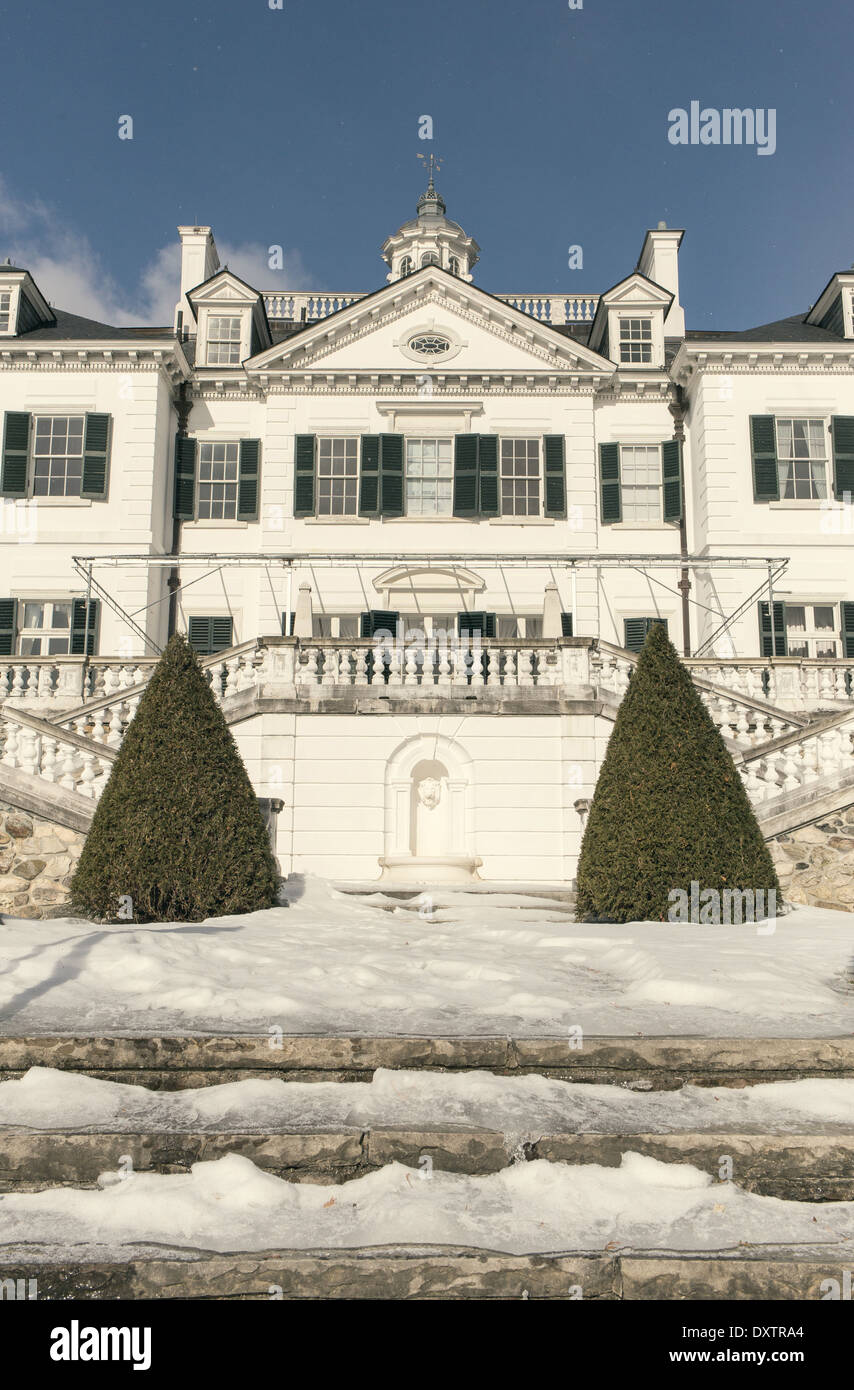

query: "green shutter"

left=359, top=610, right=399, bottom=638
left=294, top=435, right=316, bottom=517
left=1, top=412, right=30, bottom=496
left=173, top=436, right=197, bottom=520
left=0, top=599, right=17, bottom=656
left=560, top=612, right=573, bottom=637
left=842, top=602, right=854, bottom=659
left=599, top=443, right=622, bottom=523
left=458, top=611, right=496, bottom=637
left=237, top=439, right=261, bottom=520
left=453, top=434, right=479, bottom=517
left=750, top=415, right=779, bottom=502
left=661, top=439, right=683, bottom=523
left=758, top=601, right=787, bottom=657
left=379, top=433, right=404, bottom=517
left=359, top=435, right=380, bottom=516
left=187, top=615, right=233, bottom=655
left=543, top=435, right=567, bottom=518
left=71, top=598, right=99, bottom=656
left=477, top=435, right=499, bottom=517
left=831, top=417, right=854, bottom=503
left=80, top=413, right=111, bottom=499
left=623, top=617, right=667, bottom=653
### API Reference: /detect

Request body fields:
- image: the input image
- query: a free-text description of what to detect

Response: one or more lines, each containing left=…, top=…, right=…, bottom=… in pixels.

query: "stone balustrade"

left=737, top=712, right=854, bottom=808
left=261, top=290, right=600, bottom=326
left=1, top=707, right=116, bottom=800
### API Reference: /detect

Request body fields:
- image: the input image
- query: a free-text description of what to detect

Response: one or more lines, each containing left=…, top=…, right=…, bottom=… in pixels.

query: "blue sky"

left=1, top=0, right=852, bottom=328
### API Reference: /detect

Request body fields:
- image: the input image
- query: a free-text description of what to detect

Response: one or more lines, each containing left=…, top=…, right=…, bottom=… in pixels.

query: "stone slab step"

left=0, top=1246, right=847, bottom=1300
left=3, top=1128, right=853, bottom=1200
left=2, top=1035, right=854, bottom=1089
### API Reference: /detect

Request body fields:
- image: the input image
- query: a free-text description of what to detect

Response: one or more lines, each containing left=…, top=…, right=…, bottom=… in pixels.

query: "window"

left=399, top=256, right=413, bottom=277
left=310, top=614, right=359, bottom=638
left=449, top=257, right=460, bottom=277
left=619, top=318, right=653, bottom=364
left=316, top=437, right=359, bottom=516
left=198, top=441, right=239, bottom=519
left=187, top=615, right=233, bottom=654
left=406, top=438, right=453, bottom=515
left=408, top=334, right=451, bottom=356
left=206, top=315, right=242, bottom=365
left=0, top=292, right=11, bottom=332
left=17, top=601, right=73, bottom=656
left=624, top=616, right=668, bottom=652
left=784, top=604, right=838, bottom=658
left=420, top=252, right=440, bottom=267
left=775, top=419, right=828, bottom=500
left=500, top=438, right=540, bottom=516
left=620, top=445, right=662, bottom=522
left=32, top=416, right=84, bottom=497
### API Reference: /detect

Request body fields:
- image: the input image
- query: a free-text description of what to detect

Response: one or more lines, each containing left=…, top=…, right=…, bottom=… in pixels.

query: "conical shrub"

left=71, top=634, right=278, bottom=922
left=576, top=623, right=779, bottom=923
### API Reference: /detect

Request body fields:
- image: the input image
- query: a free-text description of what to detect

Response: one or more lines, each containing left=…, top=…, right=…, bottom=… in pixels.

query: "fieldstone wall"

left=769, top=804, right=854, bottom=912
left=0, top=803, right=85, bottom=920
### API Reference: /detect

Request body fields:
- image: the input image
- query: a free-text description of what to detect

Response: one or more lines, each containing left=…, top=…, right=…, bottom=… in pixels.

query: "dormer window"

left=0, top=292, right=11, bottom=333
left=399, top=256, right=413, bottom=278
left=619, top=318, right=653, bottom=364
left=206, top=315, right=242, bottom=365
left=421, top=252, right=440, bottom=267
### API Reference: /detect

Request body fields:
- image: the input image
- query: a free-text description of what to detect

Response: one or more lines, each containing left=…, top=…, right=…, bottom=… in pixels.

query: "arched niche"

left=380, top=733, right=480, bottom=883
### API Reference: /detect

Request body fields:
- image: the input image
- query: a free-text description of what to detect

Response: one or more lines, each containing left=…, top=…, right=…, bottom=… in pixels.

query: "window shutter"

left=294, top=434, right=316, bottom=517
left=560, top=612, right=573, bottom=637
left=187, top=615, right=233, bottom=655
left=81, top=413, right=111, bottom=499
left=359, top=610, right=399, bottom=638
left=842, top=602, right=854, bottom=659
left=237, top=439, right=261, bottom=520
left=1, top=412, right=30, bottom=496
left=173, top=436, right=197, bottom=520
left=599, top=443, right=622, bottom=523
left=281, top=612, right=295, bottom=637
left=831, top=417, right=854, bottom=503
left=379, top=433, right=404, bottom=517
left=358, top=435, right=380, bottom=516
left=71, top=598, right=99, bottom=656
left=661, top=439, right=683, bottom=523
left=623, top=617, right=667, bottom=653
left=477, top=435, right=499, bottom=517
left=453, top=434, right=479, bottom=517
left=0, top=598, right=17, bottom=656
left=543, top=435, right=567, bottom=518
left=750, top=415, right=779, bottom=502
left=758, top=601, right=787, bottom=657
left=458, top=611, right=496, bottom=637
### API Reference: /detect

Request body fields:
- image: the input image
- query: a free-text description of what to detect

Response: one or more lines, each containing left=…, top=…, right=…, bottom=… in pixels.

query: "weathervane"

left=417, top=152, right=443, bottom=184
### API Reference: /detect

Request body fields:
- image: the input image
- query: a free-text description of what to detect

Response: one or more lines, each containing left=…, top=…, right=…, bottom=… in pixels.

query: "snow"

left=2, top=1066, right=853, bottom=1135
left=0, top=876, right=852, bottom=1036
left=0, top=1151, right=852, bottom=1260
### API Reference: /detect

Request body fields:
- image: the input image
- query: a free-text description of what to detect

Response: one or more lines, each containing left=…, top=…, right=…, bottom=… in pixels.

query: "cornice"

left=673, top=341, right=854, bottom=385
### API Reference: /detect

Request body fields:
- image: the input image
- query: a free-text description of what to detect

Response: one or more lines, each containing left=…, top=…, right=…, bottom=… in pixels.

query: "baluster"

left=37, top=663, right=54, bottom=701
left=503, top=647, right=517, bottom=686
left=486, top=646, right=502, bottom=686
left=517, top=647, right=533, bottom=687
left=40, top=734, right=58, bottom=783
left=297, top=647, right=319, bottom=686
left=23, top=663, right=40, bottom=702
left=339, top=647, right=353, bottom=685
left=91, top=709, right=107, bottom=746
left=10, top=664, right=25, bottom=702
left=469, top=642, right=485, bottom=687
left=354, top=647, right=369, bottom=686
left=94, top=755, right=111, bottom=797
left=404, top=643, right=419, bottom=686
left=80, top=751, right=97, bottom=798
left=1, top=720, right=20, bottom=767
left=58, top=744, right=77, bottom=790
left=387, top=641, right=403, bottom=686
left=436, top=641, right=451, bottom=687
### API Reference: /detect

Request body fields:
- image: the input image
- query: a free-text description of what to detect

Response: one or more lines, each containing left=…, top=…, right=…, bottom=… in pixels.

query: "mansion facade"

left=1, top=179, right=853, bottom=889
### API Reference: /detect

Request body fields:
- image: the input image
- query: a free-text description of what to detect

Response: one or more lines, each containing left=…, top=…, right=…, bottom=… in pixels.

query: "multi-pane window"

left=399, top=256, right=413, bottom=277
left=316, top=437, right=359, bottom=516
left=620, top=445, right=662, bottom=522
left=17, top=601, right=72, bottom=656
left=0, top=292, right=11, bottom=332
left=449, top=257, right=460, bottom=276
left=785, top=604, right=838, bottom=658
left=206, top=315, right=242, bottom=365
left=500, top=438, right=540, bottom=516
left=619, top=318, right=653, bottom=363
left=421, top=251, right=440, bottom=267
left=198, top=441, right=239, bottom=519
left=32, top=416, right=84, bottom=497
left=406, top=438, right=453, bottom=515
left=775, top=419, right=828, bottom=500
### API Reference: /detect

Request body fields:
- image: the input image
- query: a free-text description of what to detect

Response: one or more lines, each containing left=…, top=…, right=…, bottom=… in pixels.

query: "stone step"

left=2, top=1034, right=853, bottom=1089
left=0, top=1246, right=847, bottom=1300
left=2, top=1126, right=853, bottom=1200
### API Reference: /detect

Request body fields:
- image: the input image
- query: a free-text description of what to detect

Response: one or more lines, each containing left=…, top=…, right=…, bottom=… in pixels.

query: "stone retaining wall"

left=0, top=803, right=85, bottom=920
left=769, top=803, right=854, bottom=911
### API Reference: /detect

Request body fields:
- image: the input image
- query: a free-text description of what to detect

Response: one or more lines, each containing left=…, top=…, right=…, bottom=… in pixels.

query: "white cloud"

left=0, top=175, right=313, bottom=327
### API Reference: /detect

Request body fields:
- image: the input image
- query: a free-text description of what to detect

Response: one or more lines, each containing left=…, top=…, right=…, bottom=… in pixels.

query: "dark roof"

left=16, top=308, right=174, bottom=341
left=685, top=312, right=840, bottom=344
left=0, top=264, right=28, bottom=273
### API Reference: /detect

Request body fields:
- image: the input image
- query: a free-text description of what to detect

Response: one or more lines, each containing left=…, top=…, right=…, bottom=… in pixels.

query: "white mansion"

left=1, top=177, right=853, bottom=893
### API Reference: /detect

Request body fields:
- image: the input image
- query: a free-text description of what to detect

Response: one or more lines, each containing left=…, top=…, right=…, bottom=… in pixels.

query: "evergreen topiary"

left=71, top=634, right=279, bottom=922
left=576, top=622, right=779, bottom=923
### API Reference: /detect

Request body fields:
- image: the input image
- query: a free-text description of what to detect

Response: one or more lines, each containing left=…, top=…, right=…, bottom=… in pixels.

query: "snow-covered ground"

left=0, top=1151, right=852, bottom=1260
left=0, top=877, right=852, bottom=1036
left=2, top=1066, right=853, bottom=1134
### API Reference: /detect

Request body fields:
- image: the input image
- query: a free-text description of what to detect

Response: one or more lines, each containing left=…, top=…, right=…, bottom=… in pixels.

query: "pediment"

left=374, top=564, right=486, bottom=596
left=188, top=269, right=263, bottom=307
left=600, top=272, right=673, bottom=308
left=247, top=268, right=611, bottom=377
